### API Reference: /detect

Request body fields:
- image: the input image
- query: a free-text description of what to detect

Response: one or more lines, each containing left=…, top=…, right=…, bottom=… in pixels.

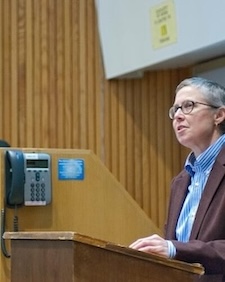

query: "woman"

left=130, top=77, right=225, bottom=281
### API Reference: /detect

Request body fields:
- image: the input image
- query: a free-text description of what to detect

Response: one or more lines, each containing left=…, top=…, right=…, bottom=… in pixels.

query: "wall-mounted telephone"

left=2, top=151, right=52, bottom=258
left=5, top=150, right=52, bottom=208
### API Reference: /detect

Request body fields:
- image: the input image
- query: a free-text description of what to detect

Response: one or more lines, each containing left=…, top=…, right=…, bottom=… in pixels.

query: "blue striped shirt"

left=167, top=134, right=225, bottom=257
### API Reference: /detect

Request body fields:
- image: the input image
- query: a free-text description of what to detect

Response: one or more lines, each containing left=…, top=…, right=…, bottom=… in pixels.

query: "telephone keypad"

left=24, top=153, right=51, bottom=206
left=25, top=169, right=51, bottom=205
left=28, top=170, right=46, bottom=202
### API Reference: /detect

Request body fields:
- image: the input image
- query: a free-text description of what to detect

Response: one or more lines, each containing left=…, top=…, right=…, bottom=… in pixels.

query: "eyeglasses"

left=169, top=100, right=219, bottom=119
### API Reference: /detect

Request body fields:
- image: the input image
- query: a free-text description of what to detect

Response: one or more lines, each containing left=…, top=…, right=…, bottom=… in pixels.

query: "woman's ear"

left=215, top=106, right=225, bottom=125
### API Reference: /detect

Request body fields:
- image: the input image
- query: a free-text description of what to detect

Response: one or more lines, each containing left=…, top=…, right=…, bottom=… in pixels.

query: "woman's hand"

left=129, top=234, right=169, bottom=258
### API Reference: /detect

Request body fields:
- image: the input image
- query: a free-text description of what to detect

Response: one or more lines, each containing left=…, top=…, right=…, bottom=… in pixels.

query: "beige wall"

left=0, top=0, right=190, bottom=231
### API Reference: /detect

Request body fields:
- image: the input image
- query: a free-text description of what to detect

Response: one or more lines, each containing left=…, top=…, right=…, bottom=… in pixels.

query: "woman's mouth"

left=177, top=125, right=187, bottom=132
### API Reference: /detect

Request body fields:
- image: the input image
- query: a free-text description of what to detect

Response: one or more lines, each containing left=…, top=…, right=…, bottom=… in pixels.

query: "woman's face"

left=172, top=86, right=221, bottom=156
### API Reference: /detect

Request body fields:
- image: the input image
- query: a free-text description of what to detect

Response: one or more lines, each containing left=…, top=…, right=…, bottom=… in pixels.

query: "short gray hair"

left=176, top=77, right=225, bottom=134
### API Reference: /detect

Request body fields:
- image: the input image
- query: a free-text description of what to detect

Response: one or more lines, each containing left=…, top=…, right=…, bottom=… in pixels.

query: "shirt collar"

left=185, top=134, right=225, bottom=176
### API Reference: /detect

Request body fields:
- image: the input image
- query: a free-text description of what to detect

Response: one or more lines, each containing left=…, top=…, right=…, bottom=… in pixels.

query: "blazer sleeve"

left=172, top=240, right=225, bottom=275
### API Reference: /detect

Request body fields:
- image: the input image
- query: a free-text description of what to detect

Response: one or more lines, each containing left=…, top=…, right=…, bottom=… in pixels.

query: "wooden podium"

left=4, top=232, right=204, bottom=282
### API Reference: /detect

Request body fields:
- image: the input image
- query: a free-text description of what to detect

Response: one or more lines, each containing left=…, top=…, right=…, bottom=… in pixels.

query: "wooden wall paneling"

left=133, top=79, right=143, bottom=207
left=33, top=0, right=41, bottom=147
left=71, top=0, right=80, bottom=149
left=94, top=21, right=105, bottom=161
left=40, top=0, right=49, bottom=147
left=148, top=72, right=158, bottom=225
left=3, top=0, right=11, bottom=143
left=18, top=0, right=27, bottom=146
left=79, top=0, right=88, bottom=148
left=103, top=80, right=111, bottom=169
left=155, top=71, right=166, bottom=229
left=87, top=0, right=96, bottom=152
left=48, top=0, right=57, bottom=148
left=64, top=0, right=72, bottom=148
left=110, top=81, right=119, bottom=177
left=56, top=0, right=65, bottom=148
left=93, top=5, right=101, bottom=157
left=11, top=1, right=19, bottom=145
left=94, top=23, right=102, bottom=159
left=118, top=80, right=127, bottom=188
left=125, top=80, right=135, bottom=196
left=141, top=75, right=150, bottom=218
left=26, top=0, right=34, bottom=146
left=163, top=70, right=175, bottom=218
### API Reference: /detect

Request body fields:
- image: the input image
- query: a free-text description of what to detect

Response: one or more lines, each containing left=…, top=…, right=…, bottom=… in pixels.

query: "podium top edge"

left=3, top=231, right=109, bottom=247
left=3, top=231, right=76, bottom=241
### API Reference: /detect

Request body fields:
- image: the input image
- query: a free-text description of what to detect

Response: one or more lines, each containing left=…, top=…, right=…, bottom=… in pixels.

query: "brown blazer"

left=165, top=146, right=225, bottom=282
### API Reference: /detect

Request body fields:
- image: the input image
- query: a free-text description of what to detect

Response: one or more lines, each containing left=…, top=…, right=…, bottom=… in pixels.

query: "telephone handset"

left=5, top=150, right=25, bottom=207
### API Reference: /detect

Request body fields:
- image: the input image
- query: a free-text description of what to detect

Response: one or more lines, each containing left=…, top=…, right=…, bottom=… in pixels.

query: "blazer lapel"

left=166, top=172, right=190, bottom=239
left=190, top=150, right=225, bottom=239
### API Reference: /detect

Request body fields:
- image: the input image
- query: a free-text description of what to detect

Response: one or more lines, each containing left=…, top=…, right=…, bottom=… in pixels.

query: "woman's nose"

left=174, top=108, right=184, bottom=119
